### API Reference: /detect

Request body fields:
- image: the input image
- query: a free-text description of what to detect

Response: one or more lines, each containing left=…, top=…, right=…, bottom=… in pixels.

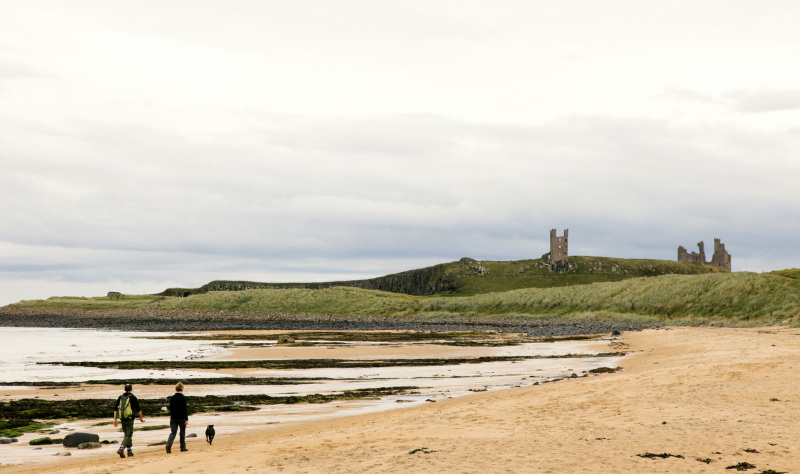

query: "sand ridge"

left=4, top=326, right=800, bottom=473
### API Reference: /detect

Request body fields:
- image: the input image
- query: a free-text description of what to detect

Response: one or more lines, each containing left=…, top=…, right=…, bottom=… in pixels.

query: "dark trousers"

left=121, top=419, right=135, bottom=448
left=167, top=419, right=187, bottom=450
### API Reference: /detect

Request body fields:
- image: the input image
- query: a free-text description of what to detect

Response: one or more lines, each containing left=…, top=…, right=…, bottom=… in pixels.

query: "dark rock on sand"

left=63, top=432, right=99, bottom=447
left=0, top=437, right=18, bottom=444
left=186, top=433, right=197, bottom=438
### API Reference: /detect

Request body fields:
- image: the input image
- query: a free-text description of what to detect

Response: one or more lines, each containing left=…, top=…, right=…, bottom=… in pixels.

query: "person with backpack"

left=165, top=382, right=189, bottom=453
left=113, top=383, right=144, bottom=458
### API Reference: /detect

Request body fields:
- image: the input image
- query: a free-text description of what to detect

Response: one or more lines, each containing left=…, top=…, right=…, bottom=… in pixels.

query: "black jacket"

left=169, top=392, right=188, bottom=420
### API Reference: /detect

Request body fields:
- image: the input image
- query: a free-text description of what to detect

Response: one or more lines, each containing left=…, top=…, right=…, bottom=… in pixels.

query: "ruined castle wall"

left=678, top=238, right=731, bottom=271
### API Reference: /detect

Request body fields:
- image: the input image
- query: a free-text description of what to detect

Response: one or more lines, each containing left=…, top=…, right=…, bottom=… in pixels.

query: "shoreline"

left=3, top=326, right=799, bottom=473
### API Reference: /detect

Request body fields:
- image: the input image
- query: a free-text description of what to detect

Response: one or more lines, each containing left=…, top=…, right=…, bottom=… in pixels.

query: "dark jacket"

left=169, top=392, right=189, bottom=420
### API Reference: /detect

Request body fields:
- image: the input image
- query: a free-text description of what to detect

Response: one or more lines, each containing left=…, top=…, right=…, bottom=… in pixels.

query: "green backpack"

left=119, top=394, right=133, bottom=420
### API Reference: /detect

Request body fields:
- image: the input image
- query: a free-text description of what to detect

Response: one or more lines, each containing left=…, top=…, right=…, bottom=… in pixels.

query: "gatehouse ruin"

left=542, top=229, right=568, bottom=263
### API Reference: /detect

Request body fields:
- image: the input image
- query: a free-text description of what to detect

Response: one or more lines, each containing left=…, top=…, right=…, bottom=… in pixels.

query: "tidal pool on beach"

left=0, top=327, right=229, bottom=383
left=0, top=327, right=625, bottom=467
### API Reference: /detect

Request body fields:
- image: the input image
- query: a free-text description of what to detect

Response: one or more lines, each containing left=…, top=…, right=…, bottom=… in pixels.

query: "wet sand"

left=5, top=326, right=800, bottom=473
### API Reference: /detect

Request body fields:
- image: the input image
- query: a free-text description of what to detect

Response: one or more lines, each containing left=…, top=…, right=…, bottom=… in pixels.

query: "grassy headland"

left=156, top=256, right=727, bottom=297
left=6, top=257, right=800, bottom=327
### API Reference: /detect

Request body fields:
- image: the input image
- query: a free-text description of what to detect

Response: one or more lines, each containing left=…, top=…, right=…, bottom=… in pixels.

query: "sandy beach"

left=3, top=325, right=798, bottom=473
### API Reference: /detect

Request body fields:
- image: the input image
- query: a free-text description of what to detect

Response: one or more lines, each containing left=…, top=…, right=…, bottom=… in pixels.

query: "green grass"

left=156, top=256, right=727, bottom=298
left=11, top=294, right=167, bottom=309
left=445, top=256, right=726, bottom=295
left=154, top=271, right=800, bottom=325
left=162, top=286, right=421, bottom=316
left=421, top=272, right=800, bottom=323
left=7, top=262, right=800, bottom=327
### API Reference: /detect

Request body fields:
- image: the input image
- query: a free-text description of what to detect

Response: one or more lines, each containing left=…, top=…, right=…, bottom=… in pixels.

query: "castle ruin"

left=543, top=228, right=568, bottom=263
left=678, top=238, right=731, bottom=271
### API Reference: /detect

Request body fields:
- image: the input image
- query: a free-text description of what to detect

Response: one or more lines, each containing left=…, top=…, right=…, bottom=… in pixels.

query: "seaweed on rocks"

left=588, top=367, right=622, bottom=374
left=1, top=421, right=57, bottom=437
left=81, top=377, right=322, bottom=386
left=726, top=462, right=756, bottom=470
left=637, top=452, right=684, bottom=459
left=29, top=437, right=62, bottom=445
left=43, top=353, right=625, bottom=371
left=146, top=331, right=501, bottom=343
left=0, top=378, right=321, bottom=387
left=408, top=447, right=436, bottom=454
left=0, top=387, right=416, bottom=422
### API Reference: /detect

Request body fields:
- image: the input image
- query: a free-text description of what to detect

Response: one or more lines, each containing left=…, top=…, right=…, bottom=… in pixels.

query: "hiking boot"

left=166, top=445, right=171, bottom=453
left=127, top=449, right=134, bottom=457
left=117, top=447, right=126, bottom=458
left=180, top=448, right=188, bottom=452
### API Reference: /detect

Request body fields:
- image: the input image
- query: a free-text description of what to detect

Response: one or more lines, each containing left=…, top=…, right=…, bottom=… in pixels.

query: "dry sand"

left=5, top=326, right=800, bottom=473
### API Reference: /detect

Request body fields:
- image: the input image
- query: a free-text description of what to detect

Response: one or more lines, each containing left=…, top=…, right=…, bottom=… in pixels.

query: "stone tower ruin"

left=548, top=228, right=568, bottom=263
left=678, top=238, right=731, bottom=271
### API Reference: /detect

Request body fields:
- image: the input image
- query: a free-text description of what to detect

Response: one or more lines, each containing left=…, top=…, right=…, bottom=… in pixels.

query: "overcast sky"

left=2, top=1, right=800, bottom=306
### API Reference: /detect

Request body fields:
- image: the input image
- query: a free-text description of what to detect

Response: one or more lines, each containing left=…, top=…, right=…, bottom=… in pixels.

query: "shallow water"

left=0, top=327, right=227, bottom=382
left=0, top=327, right=624, bottom=467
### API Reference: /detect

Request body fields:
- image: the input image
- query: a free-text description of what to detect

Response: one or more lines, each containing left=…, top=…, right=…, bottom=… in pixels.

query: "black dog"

left=205, top=425, right=215, bottom=444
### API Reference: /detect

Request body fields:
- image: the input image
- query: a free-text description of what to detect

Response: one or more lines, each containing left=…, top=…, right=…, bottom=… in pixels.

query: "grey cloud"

left=3, top=112, right=800, bottom=297
left=658, top=88, right=721, bottom=105
left=727, top=89, right=800, bottom=113
left=659, top=87, right=800, bottom=114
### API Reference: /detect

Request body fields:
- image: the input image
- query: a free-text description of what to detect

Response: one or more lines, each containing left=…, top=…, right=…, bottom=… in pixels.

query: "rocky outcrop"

left=161, top=263, right=460, bottom=297
left=63, top=432, right=99, bottom=447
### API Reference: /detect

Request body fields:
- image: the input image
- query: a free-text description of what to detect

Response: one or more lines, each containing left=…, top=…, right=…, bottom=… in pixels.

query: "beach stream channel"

left=0, top=327, right=626, bottom=467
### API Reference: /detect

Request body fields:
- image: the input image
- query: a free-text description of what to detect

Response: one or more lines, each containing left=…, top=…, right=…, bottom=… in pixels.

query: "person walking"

left=113, top=383, right=144, bottom=458
left=166, top=382, right=189, bottom=453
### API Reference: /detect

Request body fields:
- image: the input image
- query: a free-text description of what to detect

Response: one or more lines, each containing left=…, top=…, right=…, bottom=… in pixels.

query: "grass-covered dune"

left=423, top=271, right=800, bottom=325
left=8, top=270, right=800, bottom=327
left=158, top=256, right=726, bottom=297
